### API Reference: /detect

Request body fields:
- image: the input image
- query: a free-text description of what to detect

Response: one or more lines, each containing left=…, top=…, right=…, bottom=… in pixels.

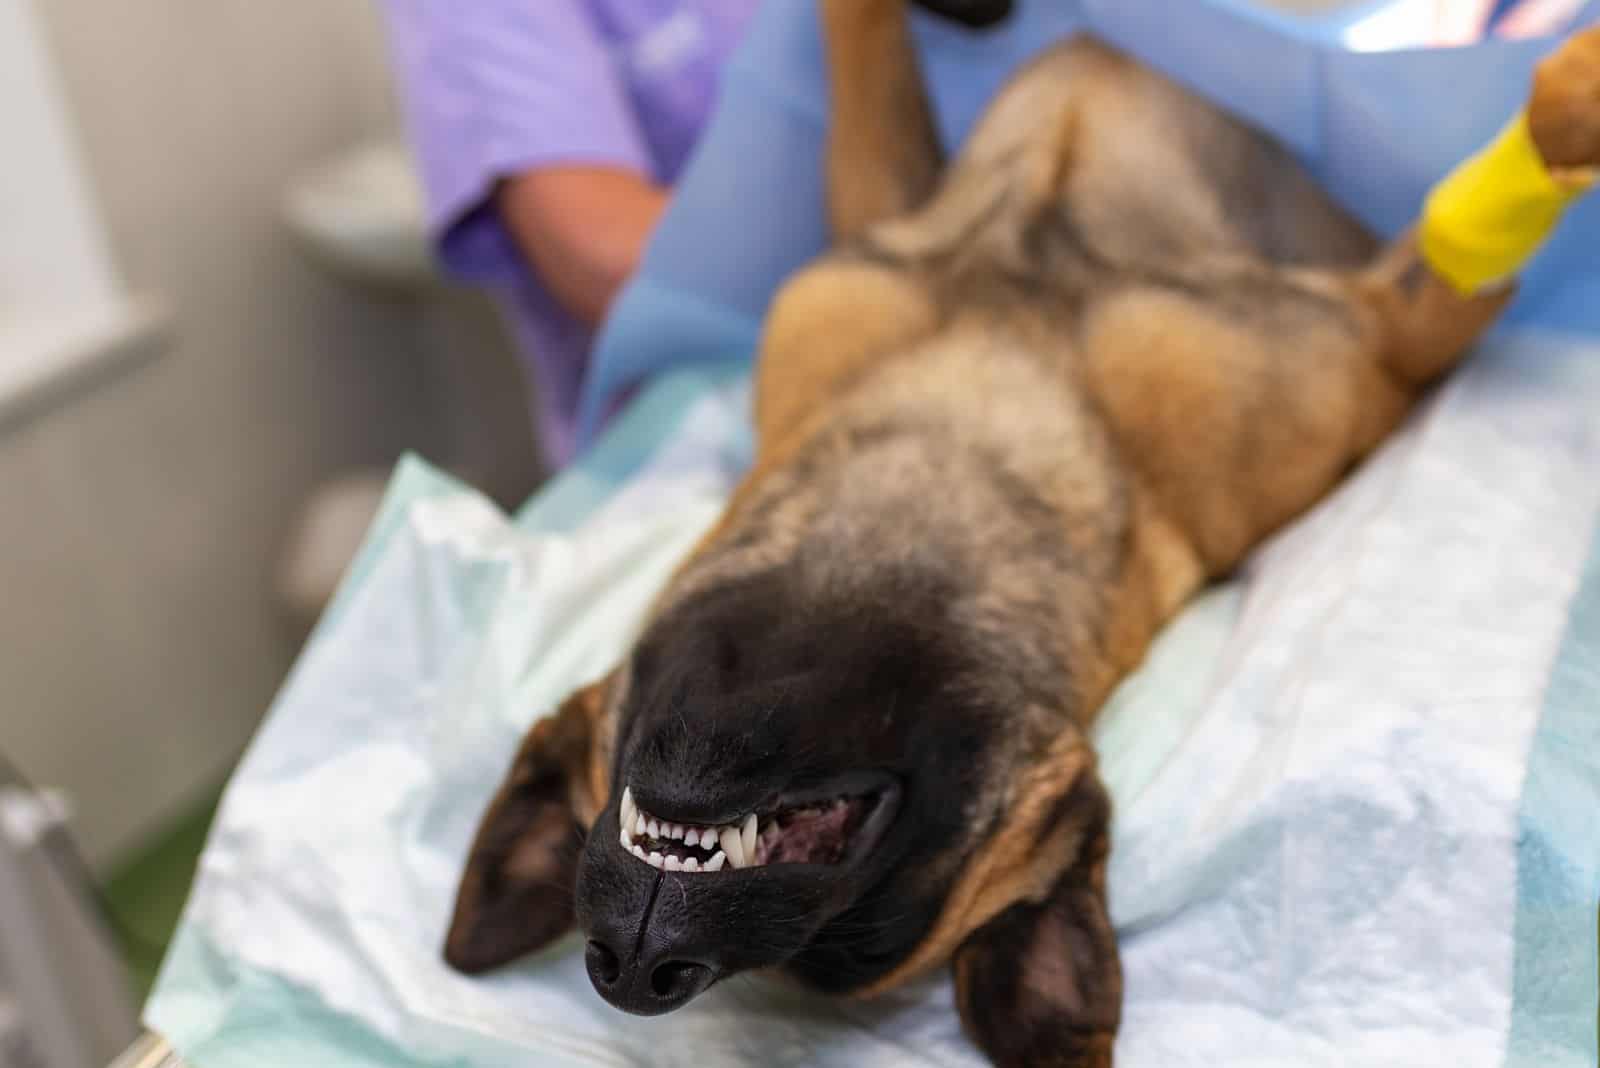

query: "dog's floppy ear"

left=443, top=676, right=612, bottom=974
left=952, top=770, right=1121, bottom=1068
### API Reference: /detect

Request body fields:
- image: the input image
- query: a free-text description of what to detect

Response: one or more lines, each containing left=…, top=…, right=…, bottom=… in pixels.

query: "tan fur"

left=821, top=0, right=943, bottom=239
left=1529, top=27, right=1600, bottom=173
left=857, top=734, right=1098, bottom=995
left=755, top=263, right=940, bottom=449
left=567, top=678, right=617, bottom=827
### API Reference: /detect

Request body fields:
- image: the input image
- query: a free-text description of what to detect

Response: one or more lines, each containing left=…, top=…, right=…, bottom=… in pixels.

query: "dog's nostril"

left=650, top=960, right=711, bottom=1000
left=586, top=939, right=622, bottom=986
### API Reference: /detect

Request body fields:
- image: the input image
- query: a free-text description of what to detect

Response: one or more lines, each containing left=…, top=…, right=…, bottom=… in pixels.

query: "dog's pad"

left=148, top=324, right=1600, bottom=1067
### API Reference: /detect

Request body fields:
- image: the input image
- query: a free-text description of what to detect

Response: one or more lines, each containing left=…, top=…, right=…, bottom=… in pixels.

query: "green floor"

left=102, top=789, right=223, bottom=998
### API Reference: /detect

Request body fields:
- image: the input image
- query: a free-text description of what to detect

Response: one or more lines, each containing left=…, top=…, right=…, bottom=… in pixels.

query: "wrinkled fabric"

left=149, top=325, right=1600, bottom=1067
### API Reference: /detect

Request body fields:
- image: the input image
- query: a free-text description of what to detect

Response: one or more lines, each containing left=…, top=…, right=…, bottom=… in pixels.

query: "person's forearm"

left=497, top=167, right=669, bottom=327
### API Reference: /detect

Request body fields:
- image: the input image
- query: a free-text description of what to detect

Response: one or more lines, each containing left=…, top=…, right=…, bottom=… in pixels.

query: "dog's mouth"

left=617, top=782, right=896, bottom=874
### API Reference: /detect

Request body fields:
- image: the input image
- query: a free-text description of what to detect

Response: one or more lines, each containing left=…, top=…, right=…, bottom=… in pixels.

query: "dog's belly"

left=760, top=33, right=1408, bottom=579
left=737, top=31, right=1421, bottom=762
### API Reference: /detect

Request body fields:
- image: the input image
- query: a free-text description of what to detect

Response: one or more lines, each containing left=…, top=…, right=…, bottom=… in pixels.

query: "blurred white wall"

left=0, top=0, right=119, bottom=309
left=0, top=1, right=463, bottom=865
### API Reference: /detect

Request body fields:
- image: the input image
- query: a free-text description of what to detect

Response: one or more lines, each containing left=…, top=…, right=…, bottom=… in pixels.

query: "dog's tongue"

left=758, top=798, right=871, bottom=866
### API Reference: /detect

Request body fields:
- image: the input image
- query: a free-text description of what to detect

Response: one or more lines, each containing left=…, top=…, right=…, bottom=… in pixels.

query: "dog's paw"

left=911, top=0, right=1015, bottom=30
left=1529, top=25, right=1600, bottom=174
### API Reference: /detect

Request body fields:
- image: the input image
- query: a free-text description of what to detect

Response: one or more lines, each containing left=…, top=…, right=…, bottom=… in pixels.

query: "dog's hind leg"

left=820, top=0, right=945, bottom=241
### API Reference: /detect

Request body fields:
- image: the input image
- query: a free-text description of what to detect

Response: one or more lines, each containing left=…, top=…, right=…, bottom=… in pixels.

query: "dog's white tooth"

left=719, top=826, right=745, bottom=869
left=673, top=823, right=686, bottom=840
left=741, top=814, right=758, bottom=862
left=665, top=855, right=683, bottom=872
left=632, top=844, right=648, bottom=862
left=684, top=856, right=700, bottom=872
left=648, top=851, right=664, bottom=869
left=620, top=829, right=630, bottom=849
left=685, top=827, right=700, bottom=848
left=621, top=787, right=634, bottom=826
left=635, top=812, right=647, bottom=837
left=647, top=818, right=661, bottom=839
left=705, top=851, right=725, bottom=872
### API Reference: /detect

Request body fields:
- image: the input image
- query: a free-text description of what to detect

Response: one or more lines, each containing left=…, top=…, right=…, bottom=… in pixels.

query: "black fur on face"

left=453, top=419, right=1096, bottom=1014
left=573, top=561, right=1004, bottom=1011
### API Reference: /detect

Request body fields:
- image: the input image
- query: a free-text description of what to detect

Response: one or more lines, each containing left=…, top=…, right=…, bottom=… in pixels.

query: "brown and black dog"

left=442, top=3, right=1600, bottom=1065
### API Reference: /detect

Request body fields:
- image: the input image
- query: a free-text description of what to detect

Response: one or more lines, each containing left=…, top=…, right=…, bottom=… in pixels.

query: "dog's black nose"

left=573, top=792, right=843, bottom=1015
left=585, top=928, right=718, bottom=1015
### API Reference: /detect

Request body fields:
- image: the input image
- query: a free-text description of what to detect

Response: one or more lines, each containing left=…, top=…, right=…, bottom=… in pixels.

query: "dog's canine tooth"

left=617, top=800, right=783, bottom=871
left=741, top=813, right=757, bottom=861
left=719, top=826, right=745, bottom=868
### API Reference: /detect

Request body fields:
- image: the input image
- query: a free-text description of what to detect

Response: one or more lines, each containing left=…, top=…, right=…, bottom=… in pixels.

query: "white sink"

left=282, top=141, right=439, bottom=292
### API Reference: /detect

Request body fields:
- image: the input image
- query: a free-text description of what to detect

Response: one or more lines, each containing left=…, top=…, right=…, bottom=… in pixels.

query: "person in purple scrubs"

left=377, top=2, right=760, bottom=466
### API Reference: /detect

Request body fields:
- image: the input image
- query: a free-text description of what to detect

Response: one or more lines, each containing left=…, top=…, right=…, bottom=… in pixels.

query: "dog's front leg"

left=820, top=0, right=946, bottom=241
left=1356, top=25, right=1600, bottom=392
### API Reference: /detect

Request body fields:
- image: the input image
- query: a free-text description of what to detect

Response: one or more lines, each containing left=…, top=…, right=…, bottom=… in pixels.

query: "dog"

left=441, top=3, right=1600, bottom=1065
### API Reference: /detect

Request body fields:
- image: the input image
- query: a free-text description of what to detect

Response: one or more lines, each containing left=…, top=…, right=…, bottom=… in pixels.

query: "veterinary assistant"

left=378, top=1, right=760, bottom=466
